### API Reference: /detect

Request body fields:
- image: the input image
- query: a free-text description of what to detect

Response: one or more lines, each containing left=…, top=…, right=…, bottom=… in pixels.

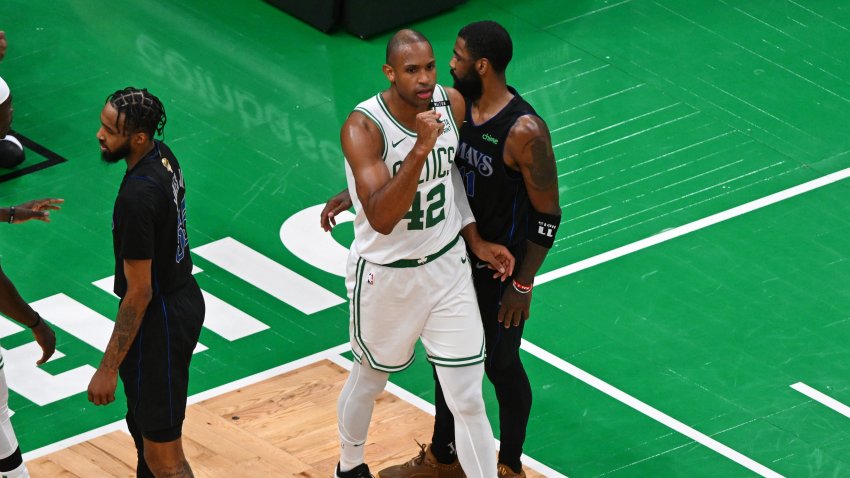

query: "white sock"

left=337, top=360, right=388, bottom=472
left=436, top=363, right=496, bottom=478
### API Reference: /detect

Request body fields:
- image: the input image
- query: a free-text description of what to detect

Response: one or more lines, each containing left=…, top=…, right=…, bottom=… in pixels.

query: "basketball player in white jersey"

left=0, top=76, right=63, bottom=478
left=334, top=30, right=508, bottom=478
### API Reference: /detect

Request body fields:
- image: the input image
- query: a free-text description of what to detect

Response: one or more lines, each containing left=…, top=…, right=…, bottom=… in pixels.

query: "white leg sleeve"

left=337, top=360, right=389, bottom=471
left=436, top=363, right=496, bottom=478
left=0, top=366, right=28, bottom=478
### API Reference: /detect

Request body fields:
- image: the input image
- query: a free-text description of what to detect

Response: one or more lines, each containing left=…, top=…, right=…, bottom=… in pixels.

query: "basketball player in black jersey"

left=88, top=87, right=205, bottom=478
left=322, top=21, right=561, bottom=478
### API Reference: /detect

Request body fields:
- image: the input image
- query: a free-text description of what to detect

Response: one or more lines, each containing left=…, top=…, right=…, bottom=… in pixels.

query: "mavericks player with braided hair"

left=88, top=87, right=204, bottom=478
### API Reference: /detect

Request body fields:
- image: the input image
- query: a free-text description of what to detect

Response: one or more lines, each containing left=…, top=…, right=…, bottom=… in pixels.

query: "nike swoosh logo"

left=392, top=137, right=406, bottom=148
left=475, top=261, right=489, bottom=269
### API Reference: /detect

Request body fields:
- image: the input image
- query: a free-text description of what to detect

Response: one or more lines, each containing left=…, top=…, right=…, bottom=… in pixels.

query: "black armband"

left=529, top=210, right=561, bottom=248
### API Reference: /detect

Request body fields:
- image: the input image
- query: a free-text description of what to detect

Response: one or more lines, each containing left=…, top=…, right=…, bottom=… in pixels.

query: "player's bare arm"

left=0, top=263, right=56, bottom=364
left=342, top=107, right=444, bottom=235
left=499, top=115, right=561, bottom=327
left=327, top=89, right=466, bottom=234
left=87, top=258, right=153, bottom=405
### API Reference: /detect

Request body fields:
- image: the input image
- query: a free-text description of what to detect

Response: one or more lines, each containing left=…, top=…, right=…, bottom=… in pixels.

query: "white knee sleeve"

left=337, top=360, right=388, bottom=471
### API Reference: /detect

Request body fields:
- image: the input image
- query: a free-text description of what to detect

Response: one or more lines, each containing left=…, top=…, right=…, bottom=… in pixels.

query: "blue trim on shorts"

left=153, top=269, right=174, bottom=425
left=135, top=329, right=143, bottom=416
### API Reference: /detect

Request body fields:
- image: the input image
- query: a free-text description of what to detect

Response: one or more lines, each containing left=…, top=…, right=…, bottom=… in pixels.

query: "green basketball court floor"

left=3, top=0, right=850, bottom=476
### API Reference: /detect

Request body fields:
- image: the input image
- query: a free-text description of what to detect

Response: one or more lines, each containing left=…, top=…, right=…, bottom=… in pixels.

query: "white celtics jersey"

left=345, top=85, right=462, bottom=265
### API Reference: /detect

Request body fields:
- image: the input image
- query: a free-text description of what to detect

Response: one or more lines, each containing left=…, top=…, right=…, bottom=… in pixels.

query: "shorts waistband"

left=382, top=235, right=460, bottom=268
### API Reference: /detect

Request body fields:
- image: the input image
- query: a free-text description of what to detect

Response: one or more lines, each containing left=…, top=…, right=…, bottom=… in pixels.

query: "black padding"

left=343, top=0, right=467, bottom=39
left=0, top=137, right=24, bottom=169
left=264, top=0, right=342, bottom=32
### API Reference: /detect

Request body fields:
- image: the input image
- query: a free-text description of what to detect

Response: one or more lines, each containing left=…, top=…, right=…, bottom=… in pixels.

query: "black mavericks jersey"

left=455, top=86, right=540, bottom=249
left=112, top=140, right=193, bottom=298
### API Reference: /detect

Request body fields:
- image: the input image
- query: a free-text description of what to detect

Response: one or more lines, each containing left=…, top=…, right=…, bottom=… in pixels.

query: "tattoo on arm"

left=525, top=136, right=558, bottom=191
left=101, top=303, right=145, bottom=370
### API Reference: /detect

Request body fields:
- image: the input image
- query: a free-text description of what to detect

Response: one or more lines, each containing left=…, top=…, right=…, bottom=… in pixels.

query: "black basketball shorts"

left=119, top=278, right=205, bottom=442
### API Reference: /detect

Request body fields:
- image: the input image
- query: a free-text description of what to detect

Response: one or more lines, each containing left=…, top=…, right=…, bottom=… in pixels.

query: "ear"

left=382, top=64, right=395, bottom=83
left=132, top=131, right=149, bottom=146
left=476, top=58, right=490, bottom=76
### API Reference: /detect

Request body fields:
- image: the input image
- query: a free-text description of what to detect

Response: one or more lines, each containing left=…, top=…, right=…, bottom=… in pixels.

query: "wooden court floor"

left=27, top=360, right=546, bottom=477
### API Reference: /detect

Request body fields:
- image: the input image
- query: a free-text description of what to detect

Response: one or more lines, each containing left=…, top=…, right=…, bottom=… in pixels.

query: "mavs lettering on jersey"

left=457, top=142, right=494, bottom=177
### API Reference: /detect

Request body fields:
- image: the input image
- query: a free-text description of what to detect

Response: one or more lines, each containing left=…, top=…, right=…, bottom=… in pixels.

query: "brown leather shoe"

left=377, top=442, right=465, bottom=478
left=497, top=463, right=526, bottom=478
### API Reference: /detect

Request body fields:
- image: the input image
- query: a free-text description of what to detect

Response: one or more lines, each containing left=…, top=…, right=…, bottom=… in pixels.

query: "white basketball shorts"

left=346, top=236, right=485, bottom=373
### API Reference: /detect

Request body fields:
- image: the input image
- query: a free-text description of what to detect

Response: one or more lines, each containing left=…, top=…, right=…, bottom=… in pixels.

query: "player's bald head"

left=385, top=29, right=432, bottom=65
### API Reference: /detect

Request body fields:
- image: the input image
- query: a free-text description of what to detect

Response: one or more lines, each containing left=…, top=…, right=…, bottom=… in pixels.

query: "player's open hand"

left=87, top=367, right=118, bottom=406
left=470, top=240, right=515, bottom=281
left=11, top=198, right=64, bottom=223
left=320, top=190, right=352, bottom=232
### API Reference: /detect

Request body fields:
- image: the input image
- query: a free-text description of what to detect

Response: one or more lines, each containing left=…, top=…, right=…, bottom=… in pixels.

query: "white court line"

left=26, top=169, right=850, bottom=470
left=791, top=382, right=850, bottom=419
left=521, top=340, right=783, bottom=478
left=537, top=167, right=850, bottom=285
left=21, top=421, right=130, bottom=462
left=325, top=354, right=567, bottom=478
left=24, top=345, right=565, bottom=477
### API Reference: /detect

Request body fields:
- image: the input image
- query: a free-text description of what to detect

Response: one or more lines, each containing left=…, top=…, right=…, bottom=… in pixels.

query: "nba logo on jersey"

left=367, top=272, right=374, bottom=285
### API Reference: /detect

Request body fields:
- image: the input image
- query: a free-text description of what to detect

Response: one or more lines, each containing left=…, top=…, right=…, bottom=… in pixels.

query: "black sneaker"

left=336, top=463, right=373, bottom=478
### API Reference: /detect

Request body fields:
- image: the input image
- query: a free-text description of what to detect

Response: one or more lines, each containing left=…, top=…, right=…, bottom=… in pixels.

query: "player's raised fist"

left=414, top=109, right=444, bottom=150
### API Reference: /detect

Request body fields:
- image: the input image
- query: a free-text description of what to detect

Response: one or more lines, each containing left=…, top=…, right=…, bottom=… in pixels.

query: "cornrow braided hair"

left=105, top=87, right=167, bottom=138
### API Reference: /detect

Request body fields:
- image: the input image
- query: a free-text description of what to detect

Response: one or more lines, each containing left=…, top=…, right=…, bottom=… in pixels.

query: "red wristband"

left=512, top=279, right=533, bottom=294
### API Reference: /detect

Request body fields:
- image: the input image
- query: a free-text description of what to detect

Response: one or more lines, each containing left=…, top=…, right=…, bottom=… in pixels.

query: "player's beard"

left=451, top=68, right=483, bottom=101
left=101, top=139, right=131, bottom=163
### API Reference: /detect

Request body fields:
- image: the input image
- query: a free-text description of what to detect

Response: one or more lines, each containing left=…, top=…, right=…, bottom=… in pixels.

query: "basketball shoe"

left=497, top=463, right=526, bottom=478
left=377, top=442, right=464, bottom=478
left=336, top=463, right=374, bottom=478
